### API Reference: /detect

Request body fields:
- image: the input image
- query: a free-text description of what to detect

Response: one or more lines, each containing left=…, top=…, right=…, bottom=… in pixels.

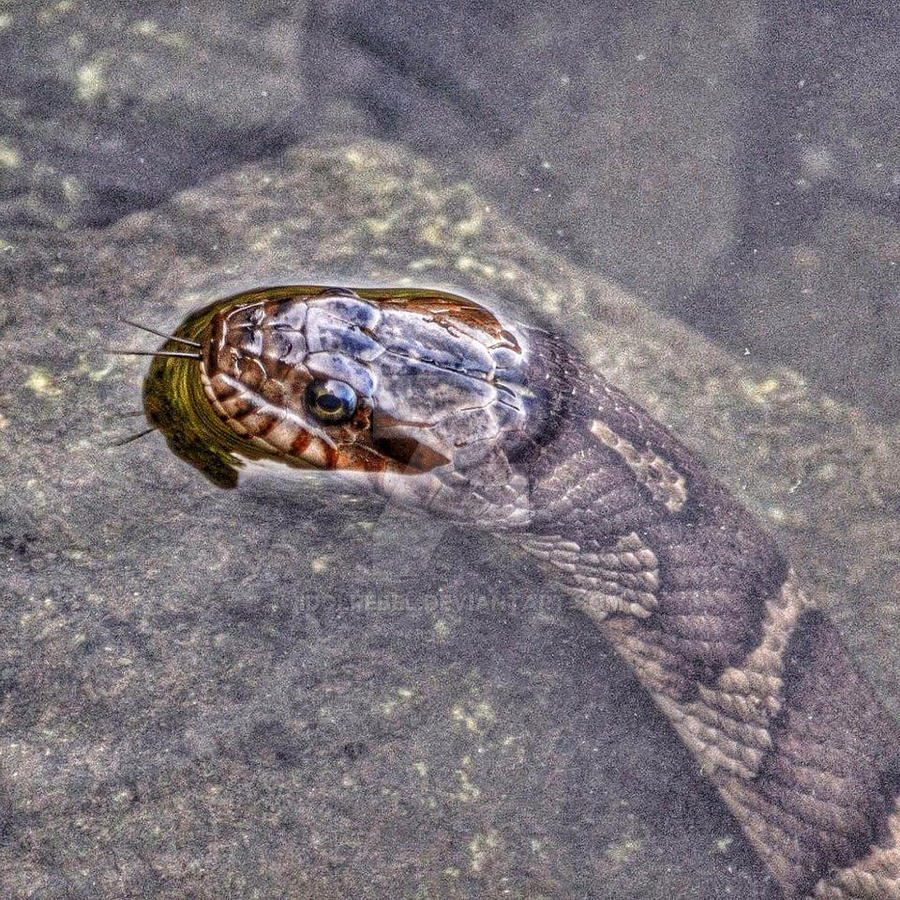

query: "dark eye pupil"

left=317, top=394, right=342, bottom=413
left=306, top=379, right=357, bottom=424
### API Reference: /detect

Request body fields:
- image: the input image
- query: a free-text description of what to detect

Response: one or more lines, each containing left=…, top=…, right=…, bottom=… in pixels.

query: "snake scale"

left=138, top=284, right=900, bottom=899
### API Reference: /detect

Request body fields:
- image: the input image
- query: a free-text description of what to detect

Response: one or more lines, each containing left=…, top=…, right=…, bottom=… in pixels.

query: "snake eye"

left=305, top=379, right=357, bottom=424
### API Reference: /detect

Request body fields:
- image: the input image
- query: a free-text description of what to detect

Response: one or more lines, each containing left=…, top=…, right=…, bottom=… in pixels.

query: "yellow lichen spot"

left=454, top=211, right=483, bottom=236
left=715, top=835, right=734, bottom=853
left=432, top=619, right=451, bottom=640
left=128, top=19, right=170, bottom=37
left=472, top=701, right=495, bottom=727
left=37, top=0, right=74, bottom=25
left=450, top=700, right=497, bottom=733
left=740, top=376, right=781, bottom=403
left=791, top=245, right=821, bottom=270
left=468, top=830, right=499, bottom=872
left=249, top=227, right=283, bottom=253
left=454, top=768, right=481, bottom=802
left=814, top=462, right=838, bottom=483
left=25, top=368, right=62, bottom=396
left=0, top=138, right=21, bottom=169
left=450, top=704, right=475, bottom=731
left=310, top=556, right=328, bottom=575
left=420, top=222, right=444, bottom=246
left=456, top=256, right=496, bottom=278
left=0, top=13, right=13, bottom=31
left=605, top=836, right=643, bottom=867
left=767, top=506, right=787, bottom=524
left=75, top=353, right=114, bottom=382
left=407, top=257, right=440, bottom=272
left=62, top=175, right=84, bottom=205
left=0, top=412, right=7, bottom=430
left=542, top=289, right=566, bottom=314
left=380, top=687, right=415, bottom=717
left=412, top=761, right=428, bottom=778
left=76, top=58, right=107, bottom=103
left=364, top=212, right=400, bottom=235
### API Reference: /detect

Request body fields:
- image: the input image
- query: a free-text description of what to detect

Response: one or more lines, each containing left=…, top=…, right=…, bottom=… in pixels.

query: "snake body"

left=143, top=285, right=900, bottom=899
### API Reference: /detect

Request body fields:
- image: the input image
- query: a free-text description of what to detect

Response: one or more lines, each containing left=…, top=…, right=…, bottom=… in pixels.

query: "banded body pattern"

left=517, top=332, right=900, bottom=899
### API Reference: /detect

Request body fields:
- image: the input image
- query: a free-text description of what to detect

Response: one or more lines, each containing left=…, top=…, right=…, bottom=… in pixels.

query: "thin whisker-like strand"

left=107, top=349, right=202, bottom=360
left=110, top=426, right=157, bottom=447
left=119, top=318, right=201, bottom=348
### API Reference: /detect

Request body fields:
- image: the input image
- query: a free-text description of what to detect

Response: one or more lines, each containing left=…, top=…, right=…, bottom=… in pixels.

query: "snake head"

left=144, top=285, right=542, bottom=523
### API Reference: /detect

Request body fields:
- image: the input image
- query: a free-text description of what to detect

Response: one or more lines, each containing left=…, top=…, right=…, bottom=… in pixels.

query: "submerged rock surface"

left=0, top=141, right=896, bottom=898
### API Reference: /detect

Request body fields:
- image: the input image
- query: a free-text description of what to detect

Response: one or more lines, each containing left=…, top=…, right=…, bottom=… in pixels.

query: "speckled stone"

left=0, top=140, right=895, bottom=899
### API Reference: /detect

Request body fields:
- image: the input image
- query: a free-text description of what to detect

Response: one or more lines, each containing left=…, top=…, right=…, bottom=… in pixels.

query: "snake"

left=136, top=284, right=900, bottom=900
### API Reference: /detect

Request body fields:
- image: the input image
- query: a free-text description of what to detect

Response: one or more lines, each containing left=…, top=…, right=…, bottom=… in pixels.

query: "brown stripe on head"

left=191, top=285, right=531, bottom=481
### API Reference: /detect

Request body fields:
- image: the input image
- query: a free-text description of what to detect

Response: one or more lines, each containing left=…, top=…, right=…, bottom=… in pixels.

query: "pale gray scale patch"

left=305, top=352, right=376, bottom=398
left=266, top=329, right=307, bottom=366
left=590, top=419, right=688, bottom=513
left=304, top=308, right=384, bottom=361
left=450, top=435, right=504, bottom=471
left=489, top=396, right=526, bottom=431
left=272, top=301, right=307, bottom=331
left=491, top=346, right=522, bottom=370
left=377, top=402, right=516, bottom=475
left=374, top=309, right=496, bottom=377
left=428, top=450, right=533, bottom=527
left=309, top=295, right=382, bottom=330
left=374, top=353, right=496, bottom=422
left=426, top=404, right=503, bottom=452
left=521, top=531, right=660, bottom=621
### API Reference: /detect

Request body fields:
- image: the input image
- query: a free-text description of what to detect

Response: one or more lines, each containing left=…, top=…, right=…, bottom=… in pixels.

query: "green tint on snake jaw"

left=138, top=285, right=531, bottom=490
